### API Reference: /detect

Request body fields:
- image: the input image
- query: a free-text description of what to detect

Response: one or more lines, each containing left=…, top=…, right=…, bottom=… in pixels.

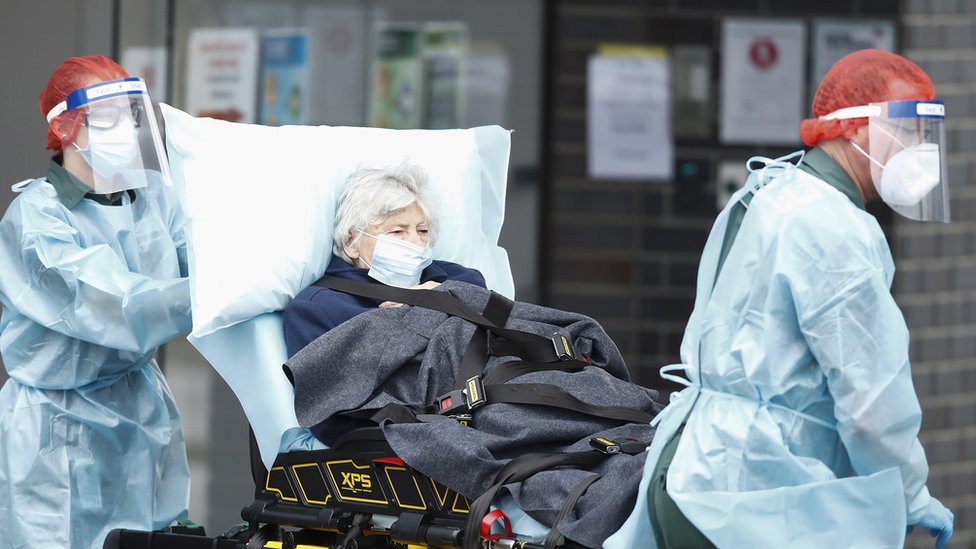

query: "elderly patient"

left=283, top=163, right=486, bottom=357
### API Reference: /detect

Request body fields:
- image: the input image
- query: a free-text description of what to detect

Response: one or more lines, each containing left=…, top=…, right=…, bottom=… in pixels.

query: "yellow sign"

left=597, top=44, right=667, bottom=58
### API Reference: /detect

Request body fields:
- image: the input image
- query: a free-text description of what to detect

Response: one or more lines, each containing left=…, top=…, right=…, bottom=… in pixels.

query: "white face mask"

left=74, top=122, right=140, bottom=181
left=851, top=141, right=941, bottom=207
left=877, top=143, right=941, bottom=206
left=358, top=232, right=433, bottom=288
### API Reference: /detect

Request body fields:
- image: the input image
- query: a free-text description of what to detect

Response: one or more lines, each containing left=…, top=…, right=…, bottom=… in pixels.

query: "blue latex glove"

left=908, top=498, right=954, bottom=549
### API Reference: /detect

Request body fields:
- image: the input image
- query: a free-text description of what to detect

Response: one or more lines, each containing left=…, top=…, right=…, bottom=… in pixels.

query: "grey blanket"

left=286, top=281, right=661, bottom=548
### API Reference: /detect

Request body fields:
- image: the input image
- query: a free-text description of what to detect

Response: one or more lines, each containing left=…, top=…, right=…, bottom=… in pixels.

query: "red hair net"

left=39, top=55, right=130, bottom=151
left=799, top=49, right=935, bottom=146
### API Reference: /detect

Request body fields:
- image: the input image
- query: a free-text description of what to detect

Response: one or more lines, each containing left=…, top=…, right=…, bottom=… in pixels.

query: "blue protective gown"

left=0, top=165, right=192, bottom=549
left=607, top=152, right=937, bottom=548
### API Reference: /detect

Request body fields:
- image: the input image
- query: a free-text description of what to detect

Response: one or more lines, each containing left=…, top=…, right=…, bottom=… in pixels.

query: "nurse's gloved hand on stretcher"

left=908, top=497, right=954, bottom=549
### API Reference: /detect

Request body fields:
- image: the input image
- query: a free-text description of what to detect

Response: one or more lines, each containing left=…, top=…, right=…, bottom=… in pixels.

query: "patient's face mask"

left=358, top=231, right=434, bottom=288
left=820, top=100, right=949, bottom=222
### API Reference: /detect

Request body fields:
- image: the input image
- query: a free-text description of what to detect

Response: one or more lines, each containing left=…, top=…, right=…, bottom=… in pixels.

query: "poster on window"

left=671, top=45, right=711, bottom=139
left=719, top=18, right=806, bottom=145
left=422, top=23, right=468, bottom=129
left=122, top=46, right=168, bottom=103
left=587, top=46, right=672, bottom=181
left=463, top=47, right=510, bottom=128
left=368, top=23, right=423, bottom=129
left=305, top=3, right=369, bottom=126
left=186, top=28, right=260, bottom=123
left=811, top=19, right=895, bottom=110
left=259, top=30, right=310, bottom=126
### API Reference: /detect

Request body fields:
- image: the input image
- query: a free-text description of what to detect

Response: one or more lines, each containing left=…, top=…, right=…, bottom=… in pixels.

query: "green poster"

left=369, top=24, right=422, bottom=129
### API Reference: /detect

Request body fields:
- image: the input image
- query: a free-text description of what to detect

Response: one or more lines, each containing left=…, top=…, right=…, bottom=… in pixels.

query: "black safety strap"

left=315, top=276, right=499, bottom=329
left=482, top=359, right=586, bottom=385
left=543, top=473, right=603, bottom=549
left=329, top=284, right=516, bottom=426
left=314, top=276, right=560, bottom=363
left=340, top=402, right=433, bottom=425
left=482, top=286, right=517, bottom=326
left=486, top=331, right=572, bottom=363
left=462, top=451, right=609, bottom=549
left=485, top=384, right=655, bottom=425
left=458, top=290, right=515, bottom=384
left=343, top=378, right=653, bottom=428
left=317, top=276, right=651, bottom=427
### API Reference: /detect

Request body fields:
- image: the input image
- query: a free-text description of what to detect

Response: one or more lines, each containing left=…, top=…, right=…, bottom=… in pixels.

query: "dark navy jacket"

left=283, top=254, right=486, bottom=357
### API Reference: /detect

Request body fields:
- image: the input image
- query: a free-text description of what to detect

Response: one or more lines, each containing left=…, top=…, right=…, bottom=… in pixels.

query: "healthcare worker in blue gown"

left=0, top=56, right=191, bottom=548
left=607, top=50, right=955, bottom=549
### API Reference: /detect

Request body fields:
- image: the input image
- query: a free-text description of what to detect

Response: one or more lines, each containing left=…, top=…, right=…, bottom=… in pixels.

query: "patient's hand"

left=412, top=280, right=442, bottom=290
left=379, top=280, right=442, bottom=308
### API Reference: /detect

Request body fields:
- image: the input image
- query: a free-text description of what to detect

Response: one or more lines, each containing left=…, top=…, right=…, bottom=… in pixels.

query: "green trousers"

left=648, top=426, right=716, bottom=548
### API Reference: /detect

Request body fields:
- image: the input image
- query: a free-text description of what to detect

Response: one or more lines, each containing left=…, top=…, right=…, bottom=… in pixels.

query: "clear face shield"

left=46, top=77, right=172, bottom=194
left=823, top=100, right=949, bottom=222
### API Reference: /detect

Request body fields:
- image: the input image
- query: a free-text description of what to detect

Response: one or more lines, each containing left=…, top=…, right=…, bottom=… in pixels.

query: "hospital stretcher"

left=105, top=430, right=511, bottom=549
left=104, top=280, right=652, bottom=549
left=104, top=382, right=643, bottom=549
left=102, top=111, right=651, bottom=549
left=105, top=427, right=632, bottom=549
left=106, top=424, right=641, bottom=549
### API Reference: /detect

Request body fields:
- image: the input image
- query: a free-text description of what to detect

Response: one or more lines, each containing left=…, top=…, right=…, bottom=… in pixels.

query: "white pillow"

left=162, top=104, right=513, bottom=337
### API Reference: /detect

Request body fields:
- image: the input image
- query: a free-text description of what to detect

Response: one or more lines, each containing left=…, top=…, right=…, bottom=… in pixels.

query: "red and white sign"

left=186, top=28, right=260, bottom=124
left=749, top=39, right=778, bottom=70
left=720, top=18, right=806, bottom=145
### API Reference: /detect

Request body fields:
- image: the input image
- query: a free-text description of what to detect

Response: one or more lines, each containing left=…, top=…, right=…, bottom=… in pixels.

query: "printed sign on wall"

left=588, top=45, right=673, bottom=181
left=811, top=19, right=895, bottom=112
left=720, top=18, right=806, bottom=145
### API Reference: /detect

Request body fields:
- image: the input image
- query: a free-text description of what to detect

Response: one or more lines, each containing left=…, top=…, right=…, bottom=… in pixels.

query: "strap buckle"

left=589, top=437, right=648, bottom=455
left=551, top=333, right=577, bottom=361
left=437, top=375, right=487, bottom=415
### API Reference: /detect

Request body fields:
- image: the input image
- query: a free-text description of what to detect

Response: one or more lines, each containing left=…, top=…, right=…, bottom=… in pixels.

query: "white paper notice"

left=186, top=28, right=260, bottom=124
left=588, top=52, right=672, bottom=180
left=720, top=18, right=806, bottom=145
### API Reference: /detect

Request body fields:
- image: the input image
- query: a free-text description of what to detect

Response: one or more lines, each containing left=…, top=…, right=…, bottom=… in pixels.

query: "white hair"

left=332, top=162, right=439, bottom=264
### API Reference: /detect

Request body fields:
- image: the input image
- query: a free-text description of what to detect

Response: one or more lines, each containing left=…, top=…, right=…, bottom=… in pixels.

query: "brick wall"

left=543, top=0, right=974, bottom=546
left=543, top=0, right=899, bottom=385
left=900, top=1, right=976, bottom=547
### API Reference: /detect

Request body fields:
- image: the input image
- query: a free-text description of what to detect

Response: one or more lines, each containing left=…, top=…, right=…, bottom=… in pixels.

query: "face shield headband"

left=821, top=100, right=949, bottom=223
left=46, top=77, right=173, bottom=195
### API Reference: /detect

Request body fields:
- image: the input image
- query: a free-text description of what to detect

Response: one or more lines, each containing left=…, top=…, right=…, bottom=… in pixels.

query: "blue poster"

left=260, top=31, right=309, bottom=126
